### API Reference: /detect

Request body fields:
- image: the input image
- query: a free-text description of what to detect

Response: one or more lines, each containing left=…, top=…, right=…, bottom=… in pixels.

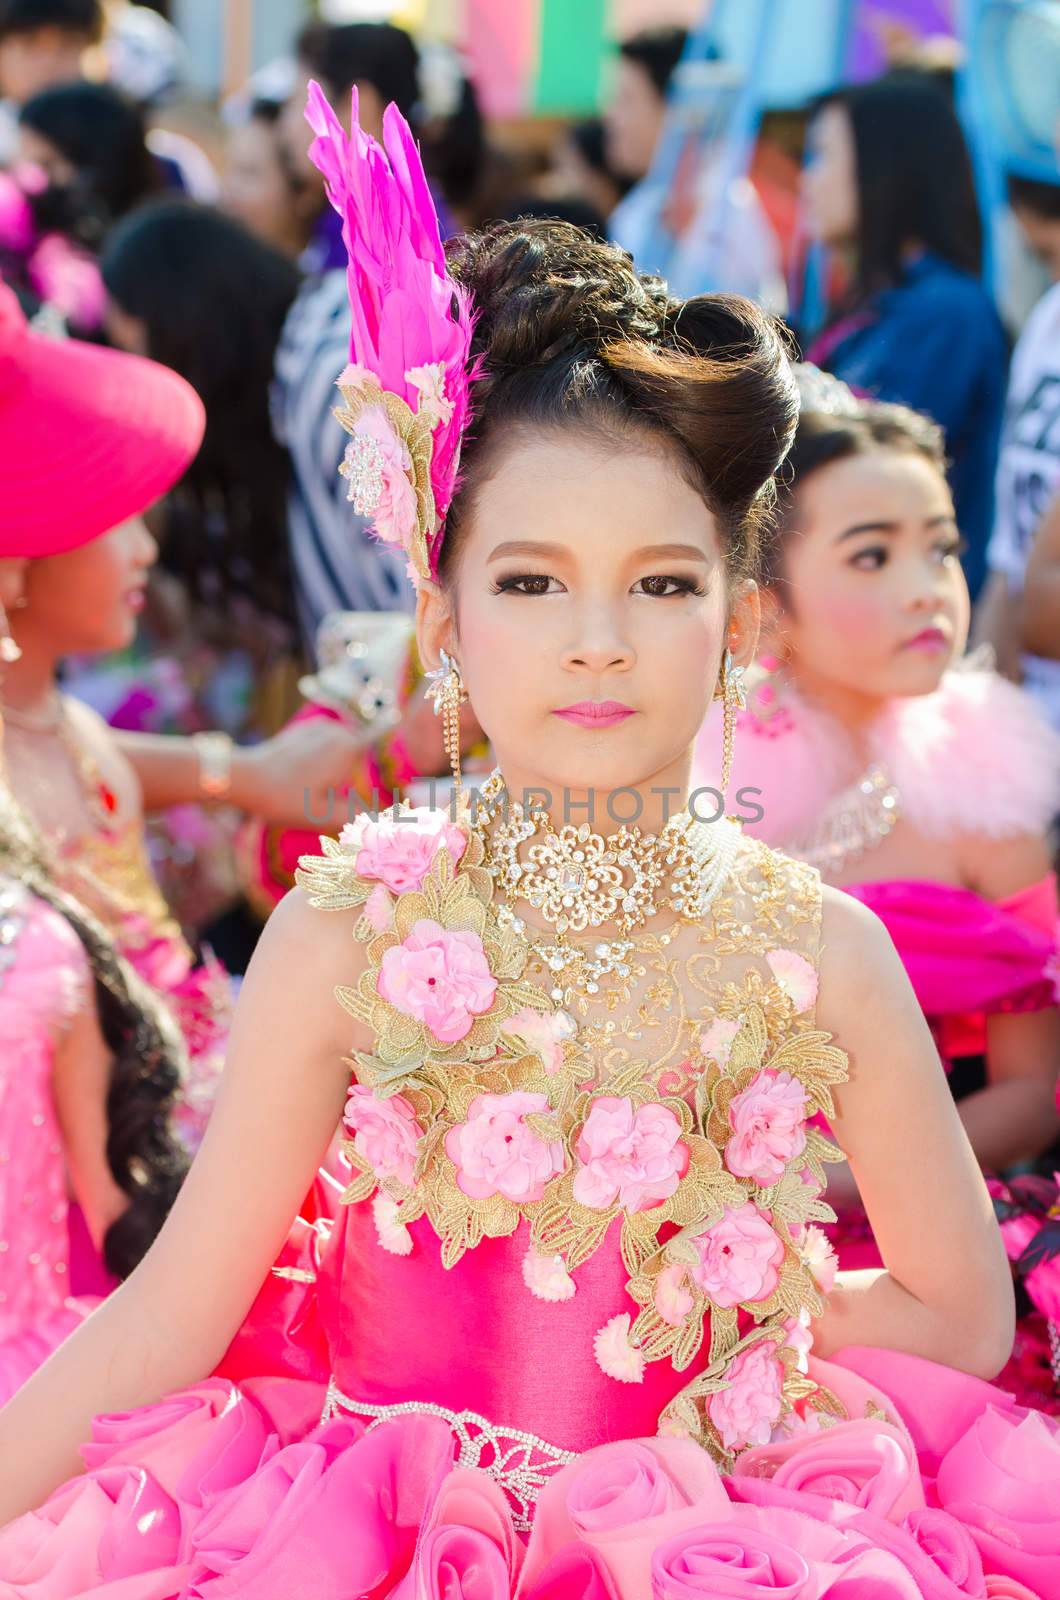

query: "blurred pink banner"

left=464, top=0, right=538, bottom=118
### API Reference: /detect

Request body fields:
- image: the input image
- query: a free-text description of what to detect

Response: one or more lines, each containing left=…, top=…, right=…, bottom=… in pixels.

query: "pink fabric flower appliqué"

left=445, top=1092, right=566, bottom=1204
left=707, top=1341, right=785, bottom=1450
left=573, top=1097, right=690, bottom=1215
left=700, top=1015, right=740, bottom=1066
left=344, top=1085, right=421, bottom=1187
left=725, top=1070, right=808, bottom=1188
left=501, top=1006, right=577, bottom=1075
left=340, top=403, right=418, bottom=547
left=377, top=919, right=496, bottom=1043
left=765, top=948, right=818, bottom=1013
left=372, top=1192, right=413, bottom=1255
left=342, top=808, right=467, bottom=895
left=654, top=1263, right=695, bottom=1327
left=594, top=1313, right=645, bottom=1384
left=690, top=1203, right=784, bottom=1309
left=522, top=1246, right=575, bottom=1302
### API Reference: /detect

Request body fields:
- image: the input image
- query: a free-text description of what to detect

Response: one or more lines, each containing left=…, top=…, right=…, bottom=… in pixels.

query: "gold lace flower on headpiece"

left=335, top=363, right=444, bottom=585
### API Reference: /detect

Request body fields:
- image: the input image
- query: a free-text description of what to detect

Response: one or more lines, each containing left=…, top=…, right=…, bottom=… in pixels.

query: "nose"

left=561, top=604, right=635, bottom=676
left=904, top=555, right=950, bottom=613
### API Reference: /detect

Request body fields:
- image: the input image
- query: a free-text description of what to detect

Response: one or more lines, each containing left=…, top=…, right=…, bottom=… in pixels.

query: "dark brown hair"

left=761, top=397, right=947, bottom=590
left=439, top=219, right=799, bottom=582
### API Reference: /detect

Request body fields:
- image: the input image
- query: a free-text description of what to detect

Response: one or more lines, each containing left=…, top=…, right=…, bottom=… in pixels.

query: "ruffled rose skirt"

left=1, top=1347, right=1058, bottom=1599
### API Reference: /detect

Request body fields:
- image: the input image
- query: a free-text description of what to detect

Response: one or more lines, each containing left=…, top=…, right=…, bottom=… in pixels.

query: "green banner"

left=532, top=0, right=609, bottom=114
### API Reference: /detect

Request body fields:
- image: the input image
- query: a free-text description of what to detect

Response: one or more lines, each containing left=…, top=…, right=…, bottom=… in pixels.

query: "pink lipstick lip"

left=901, top=627, right=949, bottom=653
left=553, top=700, right=635, bottom=729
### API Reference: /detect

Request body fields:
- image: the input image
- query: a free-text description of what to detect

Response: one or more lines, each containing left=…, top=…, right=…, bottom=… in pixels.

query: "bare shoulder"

left=237, top=886, right=372, bottom=1058
left=816, top=884, right=921, bottom=1035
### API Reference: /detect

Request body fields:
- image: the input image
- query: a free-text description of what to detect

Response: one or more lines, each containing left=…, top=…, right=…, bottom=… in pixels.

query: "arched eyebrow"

left=487, top=539, right=710, bottom=562
left=834, top=515, right=957, bottom=544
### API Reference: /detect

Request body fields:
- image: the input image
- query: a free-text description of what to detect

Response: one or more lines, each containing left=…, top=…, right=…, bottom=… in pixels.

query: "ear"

left=415, top=579, right=457, bottom=673
left=0, top=558, right=28, bottom=611
left=725, top=579, right=761, bottom=670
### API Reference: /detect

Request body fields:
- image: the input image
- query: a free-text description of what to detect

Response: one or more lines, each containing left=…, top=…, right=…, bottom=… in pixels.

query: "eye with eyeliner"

left=489, top=572, right=705, bottom=598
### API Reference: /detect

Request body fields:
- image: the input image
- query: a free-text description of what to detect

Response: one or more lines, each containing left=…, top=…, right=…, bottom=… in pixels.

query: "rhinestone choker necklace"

left=474, top=771, right=739, bottom=936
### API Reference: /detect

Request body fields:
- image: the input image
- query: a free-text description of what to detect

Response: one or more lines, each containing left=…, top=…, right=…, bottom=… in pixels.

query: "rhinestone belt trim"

left=321, top=1377, right=577, bottom=1531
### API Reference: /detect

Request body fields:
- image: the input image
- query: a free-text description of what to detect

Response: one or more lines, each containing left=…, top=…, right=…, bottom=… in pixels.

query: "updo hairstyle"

left=439, top=219, right=800, bottom=582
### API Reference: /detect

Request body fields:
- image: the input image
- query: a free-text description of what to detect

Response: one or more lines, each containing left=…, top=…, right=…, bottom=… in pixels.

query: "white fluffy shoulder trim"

left=692, top=664, right=1060, bottom=847
left=877, top=666, right=1060, bottom=840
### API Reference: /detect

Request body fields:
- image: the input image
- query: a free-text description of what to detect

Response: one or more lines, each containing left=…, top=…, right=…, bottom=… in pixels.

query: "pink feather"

left=305, top=81, right=474, bottom=576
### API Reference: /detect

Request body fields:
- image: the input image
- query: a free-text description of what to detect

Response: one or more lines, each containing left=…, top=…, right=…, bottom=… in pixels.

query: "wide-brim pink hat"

left=0, top=281, right=205, bottom=559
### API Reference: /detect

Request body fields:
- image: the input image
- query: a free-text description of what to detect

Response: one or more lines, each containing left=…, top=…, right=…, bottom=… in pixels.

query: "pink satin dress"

left=1, top=824, right=1058, bottom=1599
left=0, top=879, right=95, bottom=1404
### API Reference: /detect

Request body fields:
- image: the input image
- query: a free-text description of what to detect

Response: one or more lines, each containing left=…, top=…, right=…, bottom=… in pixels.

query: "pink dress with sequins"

left=2, top=816, right=1060, bottom=1598
left=0, top=878, right=94, bottom=1404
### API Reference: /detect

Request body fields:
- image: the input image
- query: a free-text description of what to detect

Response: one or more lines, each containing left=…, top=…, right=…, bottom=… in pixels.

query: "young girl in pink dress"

left=694, top=371, right=1060, bottom=1405
left=0, top=86, right=1058, bottom=1599
left=0, top=779, right=190, bottom=1405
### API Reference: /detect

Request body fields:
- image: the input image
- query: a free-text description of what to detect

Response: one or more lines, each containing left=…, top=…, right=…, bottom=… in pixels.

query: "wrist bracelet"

left=194, top=731, right=233, bottom=800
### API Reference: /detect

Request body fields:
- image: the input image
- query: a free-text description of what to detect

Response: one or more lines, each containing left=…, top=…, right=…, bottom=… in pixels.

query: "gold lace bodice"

left=297, top=813, right=848, bottom=1466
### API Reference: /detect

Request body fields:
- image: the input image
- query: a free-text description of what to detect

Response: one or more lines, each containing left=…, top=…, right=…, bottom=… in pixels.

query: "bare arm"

left=0, top=888, right=361, bottom=1522
left=812, top=890, right=1014, bottom=1378
left=971, top=570, right=1023, bottom=679
left=956, top=832, right=1060, bottom=1167
left=1022, top=490, right=1060, bottom=660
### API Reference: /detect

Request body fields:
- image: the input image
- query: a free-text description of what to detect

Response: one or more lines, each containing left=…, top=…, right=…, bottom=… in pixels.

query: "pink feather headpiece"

left=305, top=82, right=475, bottom=586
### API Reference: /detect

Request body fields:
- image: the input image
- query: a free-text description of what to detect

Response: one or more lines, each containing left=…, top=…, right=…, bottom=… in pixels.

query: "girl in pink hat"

left=0, top=281, right=377, bottom=1165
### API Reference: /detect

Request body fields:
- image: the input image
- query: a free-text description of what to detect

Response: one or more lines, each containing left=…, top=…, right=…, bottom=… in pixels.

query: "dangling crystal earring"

left=713, top=648, right=746, bottom=797
left=425, top=648, right=468, bottom=794
left=0, top=602, right=22, bottom=664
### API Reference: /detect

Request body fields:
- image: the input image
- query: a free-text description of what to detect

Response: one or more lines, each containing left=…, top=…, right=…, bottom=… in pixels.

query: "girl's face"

left=802, top=103, right=858, bottom=249
left=19, top=518, right=157, bottom=656
left=222, top=117, right=311, bottom=257
left=419, top=431, right=758, bottom=823
left=772, top=449, right=970, bottom=709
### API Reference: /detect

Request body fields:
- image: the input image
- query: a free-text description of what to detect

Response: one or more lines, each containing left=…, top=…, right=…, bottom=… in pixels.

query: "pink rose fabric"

left=650, top=1521, right=816, bottom=1598
left=342, top=808, right=467, bottom=894
left=523, top=1438, right=731, bottom=1600
left=344, top=1085, right=421, bottom=1186
left=690, top=1203, right=784, bottom=1309
left=445, top=1091, right=566, bottom=1203
left=936, top=1407, right=1060, bottom=1594
left=377, top=919, right=497, bottom=1042
left=573, top=1098, right=690, bottom=1214
left=902, top=1508, right=986, bottom=1596
left=708, top=1342, right=785, bottom=1451
left=725, top=1072, right=808, bottom=1187
left=733, top=1416, right=925, bottom=1522
left=342, top=404, right=419, bottom=547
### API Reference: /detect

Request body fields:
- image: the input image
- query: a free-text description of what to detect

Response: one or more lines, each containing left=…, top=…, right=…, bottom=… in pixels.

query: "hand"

left=238, top=719, right=365, bottom=829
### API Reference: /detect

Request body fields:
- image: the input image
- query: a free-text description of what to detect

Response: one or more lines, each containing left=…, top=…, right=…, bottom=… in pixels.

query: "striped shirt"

left=271, top=271, right=414, bottom=658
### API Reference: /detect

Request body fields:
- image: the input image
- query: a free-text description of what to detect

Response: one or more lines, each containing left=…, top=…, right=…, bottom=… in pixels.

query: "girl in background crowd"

left=0, top=282, right=364, bottom=1137
left=695, top=372, right=1060, bottom=1403
left=102, top=198, right=304, bottom=728
left=221, top=97, right=317, bottom=260
left=802, top=72, right=1008, bottom=599
left=0, top=778, right=187, bottom=1403
left=0, top=80, right=159, bottom=333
